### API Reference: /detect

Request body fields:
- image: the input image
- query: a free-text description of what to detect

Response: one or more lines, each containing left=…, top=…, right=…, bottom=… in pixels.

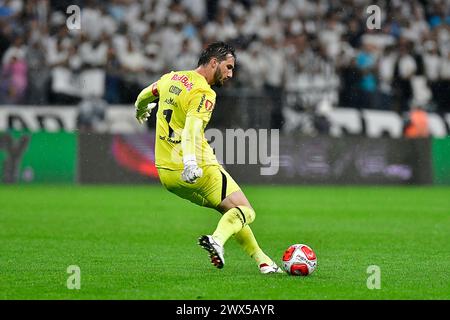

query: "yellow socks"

left=212, top=206, right=255, bottom=246
left=235, top=225, right=273, bottom=266
left=211, top=206, right=273, bottom=266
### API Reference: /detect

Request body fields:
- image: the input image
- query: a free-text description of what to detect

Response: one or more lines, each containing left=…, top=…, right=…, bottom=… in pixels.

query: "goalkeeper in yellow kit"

left=134, top=42, right=282, bottom=274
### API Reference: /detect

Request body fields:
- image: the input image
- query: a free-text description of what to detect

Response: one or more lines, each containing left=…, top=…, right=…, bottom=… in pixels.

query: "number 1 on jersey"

left=163, top=109, right=174, bottom=138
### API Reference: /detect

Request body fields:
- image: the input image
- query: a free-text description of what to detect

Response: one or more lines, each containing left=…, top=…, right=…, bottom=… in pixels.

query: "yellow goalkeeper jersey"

left=154, top=70, right=219, bottom=170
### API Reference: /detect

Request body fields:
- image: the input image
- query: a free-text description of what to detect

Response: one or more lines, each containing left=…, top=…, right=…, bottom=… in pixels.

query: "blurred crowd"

left=1, top=0, right=449, bottom=129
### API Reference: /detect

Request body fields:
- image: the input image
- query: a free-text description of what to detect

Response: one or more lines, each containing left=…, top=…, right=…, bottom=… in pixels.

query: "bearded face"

left=213, top=65, right=224, bottom=87
left=210, top=54, right=234, bottom=87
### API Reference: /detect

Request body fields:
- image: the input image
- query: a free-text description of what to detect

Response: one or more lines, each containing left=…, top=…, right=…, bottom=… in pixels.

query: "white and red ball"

left=282, top=244, right=317, bottom=276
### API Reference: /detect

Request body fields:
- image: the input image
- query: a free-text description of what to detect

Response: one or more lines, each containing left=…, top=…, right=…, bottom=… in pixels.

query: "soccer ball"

left=282, top=244, right=317, bottom=276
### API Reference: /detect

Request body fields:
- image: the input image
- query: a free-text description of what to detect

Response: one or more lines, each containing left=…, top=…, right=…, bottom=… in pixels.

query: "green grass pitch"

left=0, top=185, right=449, bottom=300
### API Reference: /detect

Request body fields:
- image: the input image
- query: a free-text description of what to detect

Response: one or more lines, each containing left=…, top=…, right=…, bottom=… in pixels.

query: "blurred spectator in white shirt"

left=26, top=39, right=49, bottom=104
left=171, top=39, right=199, bottom=71
left=2, top=36, right=26, bottom=66
left=378, top=45, right=397, bottom=110
left=118, top=38, right=145, bottom=103
left=182, top=0, right=206, bottom=21
left=262, top=36, right=286, bottom=129
left=392, top=39, right=417, bottom=113
left=236, top=42, right=267, bottom=91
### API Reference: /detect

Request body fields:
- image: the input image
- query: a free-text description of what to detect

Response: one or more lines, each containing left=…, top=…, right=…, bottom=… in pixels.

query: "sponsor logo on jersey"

left=171, top=74, right=193, bottom=91
left=205, top=99, right=214, bottom=111
left=164, top=97, right=177, bottom=107
left=196, top=95, right=214, bottom=112
left=169, top=85, right=182, bottom=95
left=197, top=94, right=206, bottom=112
left=159, top=135, right=181, bottom=144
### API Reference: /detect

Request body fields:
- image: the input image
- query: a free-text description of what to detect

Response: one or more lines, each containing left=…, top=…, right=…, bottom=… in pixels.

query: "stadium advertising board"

left=78, top=132, right=433, bottom=185
left=0, top=107, right=78, bottom=132
left=0, top=131, right=77, bottom=183
left=78, top=133, right=159, bottom=184
left=432, top=137, right=450, bottom=185
left=225, top=135, right=433, bottom=185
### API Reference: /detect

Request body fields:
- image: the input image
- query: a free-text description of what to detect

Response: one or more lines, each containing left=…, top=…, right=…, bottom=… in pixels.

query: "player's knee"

left=237, top=205, right=255, bottom=225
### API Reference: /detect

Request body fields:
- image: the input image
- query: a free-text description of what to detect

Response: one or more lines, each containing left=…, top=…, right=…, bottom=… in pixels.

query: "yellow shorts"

left=157, top=165, right=241, bottom=209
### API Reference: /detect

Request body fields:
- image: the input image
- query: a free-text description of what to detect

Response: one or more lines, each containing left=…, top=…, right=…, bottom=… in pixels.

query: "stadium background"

left=1, top=0, right=450, bottom=301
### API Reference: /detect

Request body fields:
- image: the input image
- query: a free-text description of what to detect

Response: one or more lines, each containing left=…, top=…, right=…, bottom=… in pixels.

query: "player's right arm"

left=135, top=81, right=159, bottom=124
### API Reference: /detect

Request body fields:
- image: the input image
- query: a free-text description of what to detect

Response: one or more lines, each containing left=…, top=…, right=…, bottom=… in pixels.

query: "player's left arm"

left=181, top=115, right=203, bottom=160
left=135, top=81, right=159, bottom=124
left=180, top=89, right=214, bottom=183
left=181, top=115, right=204, bottom=183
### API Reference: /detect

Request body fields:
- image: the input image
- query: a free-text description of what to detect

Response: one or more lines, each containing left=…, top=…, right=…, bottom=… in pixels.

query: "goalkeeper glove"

left=181, top=155, right=203, bottom=184
left=136, top=102, right=157, bottom=124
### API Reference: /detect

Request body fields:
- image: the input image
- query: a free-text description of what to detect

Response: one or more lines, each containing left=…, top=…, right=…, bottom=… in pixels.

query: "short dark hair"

left=197, top=42, right=236, bottom=67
